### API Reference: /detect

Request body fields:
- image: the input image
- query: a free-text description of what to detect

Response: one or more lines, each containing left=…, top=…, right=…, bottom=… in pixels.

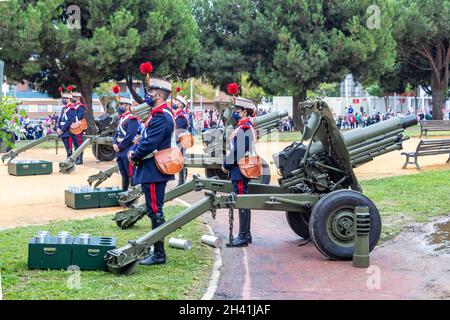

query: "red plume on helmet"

left=176, top=87, right=181, bottom=93
left=58, top=86, right=63, bottom=93
left=227, top=83, right=239, bottom=95
left=67, top=85, right=73, bottom=92
left=112, top=84, right=120, bottom=94
left=140, top=62, right=153, bottom=75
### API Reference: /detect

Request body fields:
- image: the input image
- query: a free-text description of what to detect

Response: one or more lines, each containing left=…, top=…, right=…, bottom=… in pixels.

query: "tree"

left=393, top=0, right=450, bottom=120
left=192, top=0, right=397, bottom=129
left=241, top=73, right=268, bottom=105
left=0, top=0, right=198, bottom=133
left=0, top=97, right=25, bottom=149
left=254, top=0, right=397, bottom=128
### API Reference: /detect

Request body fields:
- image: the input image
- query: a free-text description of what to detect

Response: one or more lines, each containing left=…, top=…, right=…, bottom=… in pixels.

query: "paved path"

left=178, top=190, right=450, bottom=300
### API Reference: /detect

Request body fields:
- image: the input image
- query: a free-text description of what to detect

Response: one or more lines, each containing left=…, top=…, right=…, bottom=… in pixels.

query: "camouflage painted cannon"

left=105, top=99, right=417, bottom=275
left=1, top=96, right=125, bottom=172
left=87, top=101, right=288, bottom=207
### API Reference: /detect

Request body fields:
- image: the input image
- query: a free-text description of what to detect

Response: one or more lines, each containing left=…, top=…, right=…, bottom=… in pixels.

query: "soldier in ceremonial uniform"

left=71, top=92, right=85, bottom=164
left=174, top=95, right=189, bottom=186
left=128, top=78, right=175, bottom=266
left=112, top=97, right=140, bottom=192
left=222, top=97, right=257, bottom=247
left=57, top=93, right=77, bottom=159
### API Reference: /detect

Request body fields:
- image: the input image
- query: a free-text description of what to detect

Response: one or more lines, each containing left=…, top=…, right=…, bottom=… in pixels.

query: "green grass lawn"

left=361, top=170, right=450, bottom=241
left=0, top=205, right=213, bottom=300
left=403, top=125, right=450, bottom=138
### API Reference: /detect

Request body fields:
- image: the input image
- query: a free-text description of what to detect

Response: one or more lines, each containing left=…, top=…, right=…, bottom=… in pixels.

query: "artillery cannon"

left=87, top=101, right=288, bottom=207
left=1, top=96, right=146, bottom=173
left=105, top=99, right=417, bottom=275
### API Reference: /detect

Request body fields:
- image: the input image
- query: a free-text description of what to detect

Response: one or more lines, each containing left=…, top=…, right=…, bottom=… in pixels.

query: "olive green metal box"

left=34, top=161, right=53, bottom=175
left=8, top=160, right=53, bottom=176
left=71, top=236, right=117, bottom=270
left=65, top=190, right=101, bottom=209
left=65, top=188, right=122, bottom=209
left=99, top=188, right=122, bottom=207
left=28, top=236, right=75, bottom=270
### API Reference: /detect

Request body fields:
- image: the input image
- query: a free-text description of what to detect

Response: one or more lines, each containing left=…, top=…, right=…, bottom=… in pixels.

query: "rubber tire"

left=205, top=168, right=228, bottom=180
left=206, top=158, right=271, bottom=185
left=309, top=189, right=381, bottom=261
left=92, top=144, right=116, bottom=161
left=286, top=211, right=311, bottom=239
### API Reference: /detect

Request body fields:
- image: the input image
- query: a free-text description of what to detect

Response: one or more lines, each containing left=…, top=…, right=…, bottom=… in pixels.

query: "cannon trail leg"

left=106, top=193, right=220, bottom=275
left=87, top=165, right=120, bottom=188
left=114, top=175, right=287, bottom=229
left=59, top=137, right=92, bottom=173
left=1, top=134, right=58, bottom=163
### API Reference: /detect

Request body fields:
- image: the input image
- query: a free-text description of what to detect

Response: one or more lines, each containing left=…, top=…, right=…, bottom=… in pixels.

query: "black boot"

left=122, top=176, right=130, bottom=192
left=140, top=217, right=166, bottom=266
left=75, top=152, right=83, bottom=165
left=227, top=210, right=249, bottom=247
left=177, top=168, right=186, bottom=186
left=140, top=241, right=166, bottom=265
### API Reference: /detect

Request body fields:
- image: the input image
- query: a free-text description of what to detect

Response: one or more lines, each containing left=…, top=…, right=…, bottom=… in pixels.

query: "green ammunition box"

left=71, top=236, right=117, bottom=270
left=28, top=236, right=75, bottom=270
left=8, top=160, right=53, bottom=176
left=34, top=161, right=53, bottom=175
left=65, top=189, right=101, bottom=209
left=99, top=188, right=123, bottom=207
left=8, top=162, right=35, bottom=176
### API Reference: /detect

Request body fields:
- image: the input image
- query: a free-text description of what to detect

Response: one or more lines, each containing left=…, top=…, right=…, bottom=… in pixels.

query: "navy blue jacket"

left=175, top=110, right=189, bottom=143
left=223, top=119, right=255, bottom=180
left=57, top=104, right=77, bottom=138
left=131, top=103, right=175, bottom=184
left=175, top=111, right=189, bottom=131
left=75, top=103, right=85, bottom=121
left=113, top=112, right=140, bottom=157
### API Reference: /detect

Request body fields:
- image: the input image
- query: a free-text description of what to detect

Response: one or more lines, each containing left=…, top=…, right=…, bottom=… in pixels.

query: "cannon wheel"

left=309, top=189, right=381, bottom=261
left=92, top=143, right=116, bottom=161
left=205, top=157, right=271, bottom=184
left=205, top=168, right=228, bottom=180
left=286, top=211, right=311, bottom=239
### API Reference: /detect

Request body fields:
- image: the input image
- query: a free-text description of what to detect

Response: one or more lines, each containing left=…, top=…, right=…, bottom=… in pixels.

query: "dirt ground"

left=0, top=137, right=449, bottom=229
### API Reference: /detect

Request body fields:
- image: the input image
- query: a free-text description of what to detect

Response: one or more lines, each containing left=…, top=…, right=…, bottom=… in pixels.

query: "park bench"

left=419, top=120, right=450, bottom=138
left=401, top=139, right=450, bottom=169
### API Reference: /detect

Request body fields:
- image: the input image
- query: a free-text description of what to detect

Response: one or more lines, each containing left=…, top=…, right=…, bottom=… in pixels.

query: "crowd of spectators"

left=331, top=105, right=434, bottom=129
left=13, top=113, right=59, bottom=140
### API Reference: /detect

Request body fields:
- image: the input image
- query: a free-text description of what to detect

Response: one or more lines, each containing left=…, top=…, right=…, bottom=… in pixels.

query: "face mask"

left=145, top=92, right=156, bottom=107
left=172, top=103, right=178, bottom=110
left=232, top=111, right=241, bottom=122
left=62, top=100, right=68, bottom=105
left=117, top=106, right=126, bottom=115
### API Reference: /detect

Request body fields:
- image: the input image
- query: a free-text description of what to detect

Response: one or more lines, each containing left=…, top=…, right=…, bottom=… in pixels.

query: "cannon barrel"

left=131, top=102, right=150, bottom=116
left=251, top=110, right=288, bottom=127
left=309, top=115, right=417, bottom=155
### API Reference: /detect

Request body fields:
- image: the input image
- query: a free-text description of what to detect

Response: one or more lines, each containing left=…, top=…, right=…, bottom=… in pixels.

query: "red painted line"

left=238, top=180, right=244, bottom=195
left=128, top=162, right=133, bottom=177
left=150, top=183, right=158, bottom=214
